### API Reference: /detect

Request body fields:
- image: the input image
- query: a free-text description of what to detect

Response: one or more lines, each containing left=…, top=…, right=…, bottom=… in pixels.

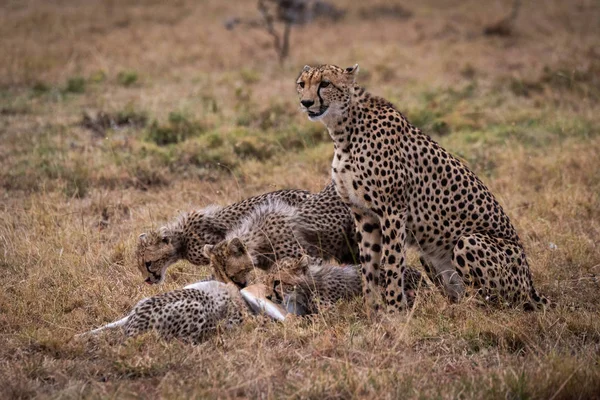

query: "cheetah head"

left=203, top=238, right=254, bottom=287
left=136, top=230, right=181, bottom=284
left=296, top=64, right=359, bottom=122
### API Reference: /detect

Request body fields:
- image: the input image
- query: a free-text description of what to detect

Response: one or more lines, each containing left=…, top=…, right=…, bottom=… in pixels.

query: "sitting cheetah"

left=296, top=64, right=548, bottom=313
left=76, top=280, right=250, bottom=343
left=136, top=183, right=357, bottom=284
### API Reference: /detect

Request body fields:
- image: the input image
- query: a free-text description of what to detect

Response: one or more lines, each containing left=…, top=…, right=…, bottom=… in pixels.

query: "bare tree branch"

left=258, top=0, right=284, bottom=63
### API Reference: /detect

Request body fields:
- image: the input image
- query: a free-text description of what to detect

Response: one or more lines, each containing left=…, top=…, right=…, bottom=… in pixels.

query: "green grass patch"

left=239, top=68, right=261, bottom=84
left=508, top=63, right=600, bottom=100
left=146, top=111, right=207, bottom=146
left=31, top=81, right=50, bottom=95
left=0, top=129, right=93, bottom=197
left=438, top=114, right=598, bottom=178
left=117, top=70, right=138, bottom=87
left=81, top=106, right=148, bottom=135
left=89, top=70, right=107, bottom=83
left=405, top=83, right=478, bottom=135
left=63, top=158, right=91, bottom=198
left=64, top=76, right=86, bottom=94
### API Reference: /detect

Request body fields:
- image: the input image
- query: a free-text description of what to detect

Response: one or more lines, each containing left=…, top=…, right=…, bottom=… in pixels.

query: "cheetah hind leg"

left=452, top=233, right=548, bottom=310
left=240, top=284, right=289, bottom=321
left=74, top=297, right=150, bottom=338
left=74, top=315, right=131, bottom=338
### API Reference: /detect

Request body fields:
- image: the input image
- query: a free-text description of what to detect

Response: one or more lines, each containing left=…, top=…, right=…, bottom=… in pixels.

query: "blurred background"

left=1, top=0, right=598, bottom=195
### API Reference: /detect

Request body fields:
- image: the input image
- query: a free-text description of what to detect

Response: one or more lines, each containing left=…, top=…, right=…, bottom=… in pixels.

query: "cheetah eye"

left=298, top=81, right=305, bottom=89
left=320, top=81, right=330, bottom=88
left=161, top=237, right=169, bottom=244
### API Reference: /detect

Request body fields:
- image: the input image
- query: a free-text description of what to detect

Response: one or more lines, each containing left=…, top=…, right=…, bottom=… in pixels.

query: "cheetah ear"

left=157, top=227, right=171, bottom=244
left=298, top=255, right=311, bottom=270
left=302, top=65, right=311, bottom=72
left=203, top=244, right=214, bottom=258
left=228, top=237, right=245, bottom=256
left=138, top=233, right=147, bottom=241
left=290, top=255, right=311, bottom=275
left=344, top=64, right=359, bottom=74
left=343, top=64, right=359, bottom=83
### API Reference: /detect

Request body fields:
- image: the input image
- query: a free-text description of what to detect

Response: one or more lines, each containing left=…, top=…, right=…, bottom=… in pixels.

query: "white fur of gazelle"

left=240, top=284, right=289, bottom=321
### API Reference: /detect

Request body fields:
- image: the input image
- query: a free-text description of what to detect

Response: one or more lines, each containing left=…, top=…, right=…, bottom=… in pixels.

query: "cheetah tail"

left=74, top=315, right=130, bottom=338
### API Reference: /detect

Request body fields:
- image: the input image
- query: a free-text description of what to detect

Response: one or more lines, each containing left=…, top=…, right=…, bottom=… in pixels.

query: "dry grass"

left=1, top=0, right=599, bottom=398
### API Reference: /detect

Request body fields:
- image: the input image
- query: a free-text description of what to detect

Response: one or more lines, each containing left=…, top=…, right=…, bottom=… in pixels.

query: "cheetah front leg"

left=352, top=207, right=385, bottom=317
left=380, top=208, right=409, bottom=313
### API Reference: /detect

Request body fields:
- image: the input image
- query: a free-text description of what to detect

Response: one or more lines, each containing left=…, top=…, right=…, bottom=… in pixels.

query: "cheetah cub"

left=201, top=199, right=320, bottom=284
left=136, top=188, right=310, bottom=284
left=76, top=280, right=249, bottom=343
left=296, top=64, right=548, bottom=313
left=136, top=183, right=357, bottom=284
left=203, top=237, right=364, bottom=316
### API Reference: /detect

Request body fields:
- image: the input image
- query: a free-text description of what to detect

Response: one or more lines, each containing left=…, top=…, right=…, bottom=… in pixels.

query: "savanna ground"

left=1, top=0, right=599, bottom=398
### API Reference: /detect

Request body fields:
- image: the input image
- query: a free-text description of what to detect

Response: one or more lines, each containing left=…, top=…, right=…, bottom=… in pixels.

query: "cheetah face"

left=203, top=238, right=254, bottom=287
left=136, top=231, right=180, bottom=284
left=296, top=64, right=359, bottom=122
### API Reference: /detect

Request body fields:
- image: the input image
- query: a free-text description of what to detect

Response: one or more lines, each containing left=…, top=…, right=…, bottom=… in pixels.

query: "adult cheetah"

left=296, top=64, right=548, bottom=314
left=136, top=183, right=358, bottom=284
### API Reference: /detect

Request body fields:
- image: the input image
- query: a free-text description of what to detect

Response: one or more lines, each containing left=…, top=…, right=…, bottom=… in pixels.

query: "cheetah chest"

left=331, top=149, right=362, bottom=208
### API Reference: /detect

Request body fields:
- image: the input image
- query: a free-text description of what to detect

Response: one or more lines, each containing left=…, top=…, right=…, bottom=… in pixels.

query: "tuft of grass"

left=509, top=77, right=543, bottom=97
left=117, top=70, right=138, bottom=87
left=233, top=136, right=275, bottom=161
left=89, top=70, right=107, bottom=83
left=146, top=111, right=206, bottom=146
left=63, top=158, right=90, bottom=198
left=461, top=63, right=477, bottom=79
left=405, top=83, right=478, bottom=135
left=31, top=81, right=50, bottom=95
left=540, top=64, right=600, bottom=97
left=508, top=62, right=600, bottom=100
left=239, top=68, right=261, bottom=84
left=64, top=76, right=86, bottom=94
left=80, top=107, right=148, bottom=135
